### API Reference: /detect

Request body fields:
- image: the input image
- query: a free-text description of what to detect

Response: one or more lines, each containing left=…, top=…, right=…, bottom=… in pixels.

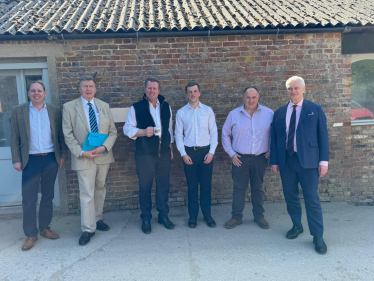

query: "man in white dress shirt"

left=123, top=78, right=174, bottom=234
left=175, top=81, right=218, bottom=228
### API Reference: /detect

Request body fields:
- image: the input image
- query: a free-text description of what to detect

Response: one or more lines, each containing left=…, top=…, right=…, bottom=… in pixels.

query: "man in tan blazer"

left=63, top=75, right=117, bottom=246
left=11, top=80, right=68, bottom=251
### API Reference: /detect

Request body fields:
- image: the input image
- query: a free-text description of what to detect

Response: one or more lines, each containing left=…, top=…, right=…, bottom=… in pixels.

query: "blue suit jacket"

left=270, top=99, right=329, bottom=171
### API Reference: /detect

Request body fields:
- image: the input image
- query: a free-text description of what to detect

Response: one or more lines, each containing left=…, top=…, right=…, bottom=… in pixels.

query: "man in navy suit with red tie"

left=270, top=76, right=329, bottom=254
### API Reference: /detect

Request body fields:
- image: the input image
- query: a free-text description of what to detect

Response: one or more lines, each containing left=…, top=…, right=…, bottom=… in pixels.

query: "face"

left=28, top=83, right=47, bottom=105
left=145, top=81, right=160, bottom=104
left=186, top=85, right=201, bottom=104
left=287, top=79, right=305, bottom=104
left=243, top=88, right=260, bottom=111
left=79, top=80, right=96, bottom=101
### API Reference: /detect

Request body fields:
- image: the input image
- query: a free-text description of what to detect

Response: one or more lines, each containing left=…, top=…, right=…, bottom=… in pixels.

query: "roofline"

left=0, top=26, right=372, bottom=41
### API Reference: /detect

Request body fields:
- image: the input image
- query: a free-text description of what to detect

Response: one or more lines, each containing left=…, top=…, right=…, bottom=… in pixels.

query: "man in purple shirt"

left=222, top=87, right=274, bottom=229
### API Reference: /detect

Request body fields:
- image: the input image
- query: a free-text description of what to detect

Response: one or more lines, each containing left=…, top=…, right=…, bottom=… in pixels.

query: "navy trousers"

left=22, top=153, right=58, bottom=237
left=183, top=146, right=213, bottom=219
left=136, top=151, right=171, bottom=221
left=280, top=153, right=324, bottom=238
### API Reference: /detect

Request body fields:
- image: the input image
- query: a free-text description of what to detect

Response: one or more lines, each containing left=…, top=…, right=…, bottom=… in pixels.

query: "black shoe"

left=142, top=221, right=151, bottom=234
left=204, top=216, right=216, bottom=228
left=286, top=225, right=304, bottom=239
left=188, top=217, right=197, bottom=228
left=313, top=237, right=327, bottom=254
left=79, top=231, right=95, bottom=246
left=96, top=220, right=110, bottom=231
left=158, top=217, right=174, bottom=229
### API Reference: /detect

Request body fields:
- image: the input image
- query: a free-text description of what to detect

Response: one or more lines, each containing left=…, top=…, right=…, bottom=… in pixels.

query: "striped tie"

left=88, top=102, right=98, bottom=133
left=286, top=105, right=298, bottom=155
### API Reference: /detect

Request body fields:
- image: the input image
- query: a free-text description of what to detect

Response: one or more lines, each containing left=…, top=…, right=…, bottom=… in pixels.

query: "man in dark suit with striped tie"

left=63, top=76, right=117, bottom=246
left=270, top=76, right=329, bottom=254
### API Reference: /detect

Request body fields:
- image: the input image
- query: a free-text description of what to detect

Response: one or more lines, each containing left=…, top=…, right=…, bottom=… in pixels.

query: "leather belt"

left=30, top=152, right=52, bottom=156
left=185, top=145, right=210, bottom=151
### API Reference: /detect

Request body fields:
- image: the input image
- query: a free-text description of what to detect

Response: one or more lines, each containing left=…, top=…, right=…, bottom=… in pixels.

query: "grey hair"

left=285, top=76, right=305, bottom=88
left=78, top=75, right=96, bottom=88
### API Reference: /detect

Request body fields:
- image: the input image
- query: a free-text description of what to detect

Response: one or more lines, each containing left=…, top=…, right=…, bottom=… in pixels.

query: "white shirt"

left=29, top=102, right=54, bottom=154
left=286, top=98, right=328, bottom=167
left=123, top=99, right=174, bottom=143
left=81, top=96, right=100, bottom=131
left=175, top=102, right=218, bottom=157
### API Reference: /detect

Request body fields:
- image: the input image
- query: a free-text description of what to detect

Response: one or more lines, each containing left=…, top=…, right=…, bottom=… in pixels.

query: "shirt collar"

left=149, top=99, right=160, bottom=107
left=81, top=95, right=95, bottom=106
left=240, top=103, right=262, bottom=113
left=29, top=101, right=46, bottom=108
left=288, top=98, right=304, bottom=108
left=187, top=101, right=203, bottom=109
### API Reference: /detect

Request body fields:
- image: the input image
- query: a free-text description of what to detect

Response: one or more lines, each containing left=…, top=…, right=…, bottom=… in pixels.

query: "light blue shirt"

left=29, top=102, right=54, bottom=154
left=222, top=104, right=274, bottom=158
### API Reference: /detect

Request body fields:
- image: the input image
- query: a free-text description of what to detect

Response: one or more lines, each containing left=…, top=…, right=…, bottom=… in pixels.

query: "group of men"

left=11, top=75, right=329, bottom=255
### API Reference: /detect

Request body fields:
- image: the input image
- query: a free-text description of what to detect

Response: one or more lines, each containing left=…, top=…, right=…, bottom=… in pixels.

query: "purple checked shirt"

left=222, top=104, right=274, bottom=158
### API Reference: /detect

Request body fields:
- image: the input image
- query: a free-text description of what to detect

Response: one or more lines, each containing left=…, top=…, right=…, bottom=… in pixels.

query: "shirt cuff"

left=228, top=149, right=236, bottom=158
left=209, top=148, right=216, bottom=155
left=319, top=161, right=328, bottom=167
left=80, top=150, right=84, bottom=157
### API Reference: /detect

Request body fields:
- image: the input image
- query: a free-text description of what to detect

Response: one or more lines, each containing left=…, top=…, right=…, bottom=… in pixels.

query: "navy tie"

left=287, top=105, right=298, bottom=155
left=88, top=102, right=98, bottom=133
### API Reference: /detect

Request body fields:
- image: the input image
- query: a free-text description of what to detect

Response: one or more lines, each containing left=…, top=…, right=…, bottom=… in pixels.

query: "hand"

left=91, top=146, right=106, bottom=156
left=271, top=165, right=279, bottom=175
left=182, top=155, right=193, bottom=165
left=265, top=151, right=270, bottom=159
left=59, top=158, right=65, bottom=168
left=13, top=162, right=22, bottom=172
left=170, top=148, right=174, bottom=159
left=203, top=153, right=214, bottom=164
left=232, top=154, right=242, bottom=167
left=82, top=150, right=100, bottom=159
left=144, top=127, right=154, bottom=137
left=319, top=165, right=328, bottom=177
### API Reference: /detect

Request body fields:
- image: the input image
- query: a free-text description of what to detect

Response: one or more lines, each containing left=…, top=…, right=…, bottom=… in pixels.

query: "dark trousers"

left=183, top=146, right=213, bottom=218
left=136, top=151, right=171, bottom=221
left=280, top=153, right=323, bottom=238
left=231, top=153, right=268, bottom=220
left=22, top=153, right=58, bottom=237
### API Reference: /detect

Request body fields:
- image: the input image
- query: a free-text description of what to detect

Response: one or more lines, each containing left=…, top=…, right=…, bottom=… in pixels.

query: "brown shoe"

left=40, top=229, right=59, bottom=239
left=254, top=218, right=269, bottom=229
left=22, top=237, right=38, bottom=251
left=225, top=218, right=242, bottom=229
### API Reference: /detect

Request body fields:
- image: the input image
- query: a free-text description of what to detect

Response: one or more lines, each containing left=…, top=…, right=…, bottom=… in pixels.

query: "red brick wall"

left=53, top=33, right=358, bottom=213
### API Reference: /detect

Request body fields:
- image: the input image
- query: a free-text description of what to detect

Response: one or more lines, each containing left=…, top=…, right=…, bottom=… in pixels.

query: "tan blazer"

left=62, top=97, right=117, bottom=171
left=10, top=103, right=68, bottom=169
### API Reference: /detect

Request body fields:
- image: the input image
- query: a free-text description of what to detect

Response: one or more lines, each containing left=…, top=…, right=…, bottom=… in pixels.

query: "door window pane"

left=0, top=75, right=18, bottom=147
left=351, top=59, right=374, bottom=121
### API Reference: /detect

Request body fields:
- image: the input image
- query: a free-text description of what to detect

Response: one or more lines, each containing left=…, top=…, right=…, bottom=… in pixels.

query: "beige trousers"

left=77, top=162, right=110, bottom=233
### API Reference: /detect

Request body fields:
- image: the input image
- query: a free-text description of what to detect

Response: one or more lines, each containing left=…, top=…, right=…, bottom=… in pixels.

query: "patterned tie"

left=88, top=102, right=98, bottom=133
left=287, top=104, right=298, bottom=155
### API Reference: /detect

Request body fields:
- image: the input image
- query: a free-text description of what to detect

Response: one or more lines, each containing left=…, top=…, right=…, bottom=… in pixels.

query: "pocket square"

left=308, top=112, right=314, bottom=116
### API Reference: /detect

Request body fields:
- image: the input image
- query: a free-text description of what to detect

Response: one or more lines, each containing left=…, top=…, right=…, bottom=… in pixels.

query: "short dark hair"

left=185, top=81, right=201, bottom=93
left=144, top=77, right=160, bottom=89
left=78, top=75, right=96, bottom=88
left=28, top=80, right=46, bottom=91
left=243, top=86, right=259, bottom=95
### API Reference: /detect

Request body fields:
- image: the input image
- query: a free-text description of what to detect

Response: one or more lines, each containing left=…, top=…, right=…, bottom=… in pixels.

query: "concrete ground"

left=0, top=202, right=373, bottom=281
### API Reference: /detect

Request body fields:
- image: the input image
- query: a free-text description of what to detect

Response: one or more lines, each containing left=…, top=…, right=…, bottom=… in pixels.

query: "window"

left=351, top=54, right=374, bottom=125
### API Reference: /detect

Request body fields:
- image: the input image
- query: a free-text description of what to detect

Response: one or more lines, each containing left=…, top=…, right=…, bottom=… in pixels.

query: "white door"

left=0, top=64, right=60, bottom=207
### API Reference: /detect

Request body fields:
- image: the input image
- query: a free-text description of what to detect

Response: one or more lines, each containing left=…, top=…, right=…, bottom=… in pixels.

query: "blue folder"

left=82, top=132, right=108, bottom=152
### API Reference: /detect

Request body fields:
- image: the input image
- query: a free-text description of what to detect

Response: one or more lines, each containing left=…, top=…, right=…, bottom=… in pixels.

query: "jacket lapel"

left=22, top=103, right=30, bottom=140
left=95, top=98, right=104, bottom=133
left=76, top=97, right=90, bottom=132
left=46, top=103, right=56, bottom=142
left=280, top=104, right=287, bottom=133
left=298, top=99, right=310, bottom=128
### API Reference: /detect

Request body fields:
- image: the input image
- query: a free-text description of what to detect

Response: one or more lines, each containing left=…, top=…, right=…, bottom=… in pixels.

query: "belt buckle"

left=194, top=146, right=199, bottom=151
